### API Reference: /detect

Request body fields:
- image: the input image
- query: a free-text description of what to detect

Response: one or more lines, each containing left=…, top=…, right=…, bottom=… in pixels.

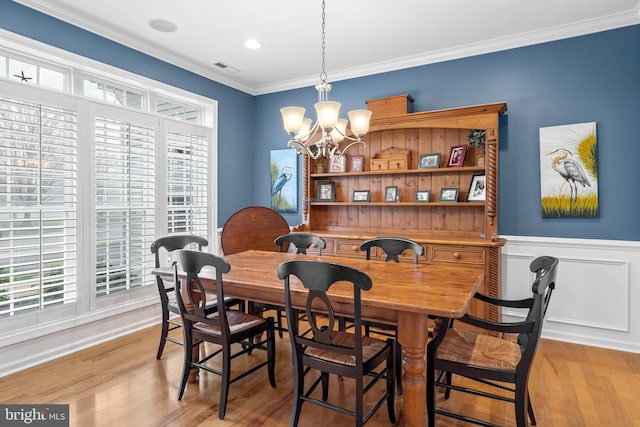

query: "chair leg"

left=291, top=362, right=304, bottom=427
left=395, top=341, right=403, bottom=395
left=219, top=344, right=231, bottom=420
left=321, top=372, right=329, bottom=401
left=527, top=390, right=537, bottom=425
left=156, top=305, right=170, bottom=360
left=386, top=349, right=397, bottom=423
left=355, top=375, right=364, bottom=427
left=514, top=385, right=528, bottom=427
left=267, top=324, right=276, bottom=388
left=276, top=309, right=284, bottom=338
left=426, top=356, right=436, bottom=427
left=177, top=329, right=193, bottom=400
left=444, top=372, right=452, bottom=399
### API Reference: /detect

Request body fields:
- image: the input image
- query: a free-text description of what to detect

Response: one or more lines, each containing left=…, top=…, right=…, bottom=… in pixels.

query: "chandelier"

left=280, top=0, right=371, bottom=160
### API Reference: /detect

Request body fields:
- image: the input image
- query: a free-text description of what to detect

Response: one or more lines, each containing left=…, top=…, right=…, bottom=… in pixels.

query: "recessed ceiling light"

left=244, top=39, right=263, bottom=50
left=148, top=18, right=178, bottom=33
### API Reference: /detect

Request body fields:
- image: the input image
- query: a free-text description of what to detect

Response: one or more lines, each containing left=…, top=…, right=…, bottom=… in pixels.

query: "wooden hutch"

left=296, top=98, right=507, bottom=321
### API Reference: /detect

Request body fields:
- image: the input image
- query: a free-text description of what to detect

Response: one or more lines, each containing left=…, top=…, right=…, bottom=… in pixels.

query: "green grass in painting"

left=271, top=195, right=295, bottom=212
left=576, top=132, right=598, bottom=179
left=542, top=194, right=599, bottom=217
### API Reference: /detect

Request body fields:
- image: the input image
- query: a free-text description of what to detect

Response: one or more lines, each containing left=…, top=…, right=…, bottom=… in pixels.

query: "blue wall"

left=256, top=25, right=640, bottom=241
left=2, top=0, right=639, bottom=240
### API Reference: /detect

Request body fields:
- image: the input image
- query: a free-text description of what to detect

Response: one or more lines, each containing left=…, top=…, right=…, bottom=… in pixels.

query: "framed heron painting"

left=270, top=149, right=297, bottom=213
left=539, top=122, right=598, bottom=218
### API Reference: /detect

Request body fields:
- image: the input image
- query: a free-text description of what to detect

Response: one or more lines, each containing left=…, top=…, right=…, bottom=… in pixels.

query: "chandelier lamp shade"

left=280, top=0, right=371, bottom=160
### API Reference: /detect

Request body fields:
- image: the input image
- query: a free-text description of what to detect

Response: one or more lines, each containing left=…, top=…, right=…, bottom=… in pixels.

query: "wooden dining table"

left=153, top=249, right=484, bottom=427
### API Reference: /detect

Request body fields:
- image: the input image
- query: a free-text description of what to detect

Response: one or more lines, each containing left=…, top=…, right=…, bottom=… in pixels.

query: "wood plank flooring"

left=1, top=319, right=639, bottom=426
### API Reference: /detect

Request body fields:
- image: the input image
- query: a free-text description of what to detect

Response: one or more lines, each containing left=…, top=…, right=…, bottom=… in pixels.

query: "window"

left=0, top=41, right=215, bottom=335
left=94, top=116, right=155, bottom=297
left=84, top=79, right=144, bottom=110
left=156, top=98, right=200, bottom=122
left=167, top=132, right=208, bottom=235
left=2, top=57, right=66, bottom=91
left=0, top=96, right=78, bottom=317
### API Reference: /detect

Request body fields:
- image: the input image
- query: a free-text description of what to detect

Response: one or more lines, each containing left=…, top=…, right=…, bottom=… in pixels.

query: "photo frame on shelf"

left=467, top=174, right=486, bottom=202
left=439, top=187, right=459, bottom=202
left=447, top=145, right=467, bottom=167
left=317, top=181, right=335, bottom=202
left=329, top=156, right=346, bottom=173
left=384, top=186, right=398, bottom=202
left=352, top=190, right=370, bottom=202
left=418, top=153, right=441, bottom=169
left=350, top=155, right=364, bottom=172
left=414, top=190, right=430, bottom=202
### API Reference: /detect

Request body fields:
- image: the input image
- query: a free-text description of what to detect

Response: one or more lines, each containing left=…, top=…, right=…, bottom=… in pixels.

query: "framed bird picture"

left=539, top=122, right=598, bottom=218
left=270, top=149, right=297, bottom=213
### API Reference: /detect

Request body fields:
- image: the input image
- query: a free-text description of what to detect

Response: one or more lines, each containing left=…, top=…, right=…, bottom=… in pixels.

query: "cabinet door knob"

left=453, top=252, right=461, bottom=259
left=351, top=246, right=359, bottom=251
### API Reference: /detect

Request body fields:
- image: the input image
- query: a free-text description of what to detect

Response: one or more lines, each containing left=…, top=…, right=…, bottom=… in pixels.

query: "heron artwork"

left=272, top=166, right=292, bottom=199
left=545, top=148, right=591, bottom=201
left=270, top=149, right=297, bottom=213
left=539, top=121, right=598, bottom=218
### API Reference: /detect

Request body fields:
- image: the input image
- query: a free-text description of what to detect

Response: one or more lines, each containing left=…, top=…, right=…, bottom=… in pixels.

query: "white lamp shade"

left=348, top=109, right=372, bottom=136
left=281, top=107, right=305, bottom=133
left=315, top=101, right=341, bottom=130
left=330, top=118, right=348, bottom=142
left=295, top=118, right=312, bottom=142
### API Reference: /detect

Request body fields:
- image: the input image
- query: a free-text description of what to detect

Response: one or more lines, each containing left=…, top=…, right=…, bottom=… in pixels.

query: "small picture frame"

left=414, top=190, right=430, bottom=202
left=317, top=181, right=335, bottom=202
left=329, top=156, right=346, bottom=173
left=447, top=145, right=467, bottom=167
left=418, top=153, right=441, bottom=169
left=467, top=174, right=486, bottom=202
left=439, top=187, right=459, bottom=202
left=384, top=186, right=398, bottom=202
left=350, top=155, right=364, bottom=172
left=352, top=190, right=370, bottom=202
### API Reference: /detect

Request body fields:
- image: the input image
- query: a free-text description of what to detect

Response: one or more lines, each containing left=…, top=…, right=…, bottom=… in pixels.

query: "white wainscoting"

left=503, top=236, right=640, bottom=353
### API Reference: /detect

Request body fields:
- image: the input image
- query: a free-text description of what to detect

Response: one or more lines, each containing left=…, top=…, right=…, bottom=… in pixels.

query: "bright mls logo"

left=1, top=405, right=69, bottom=426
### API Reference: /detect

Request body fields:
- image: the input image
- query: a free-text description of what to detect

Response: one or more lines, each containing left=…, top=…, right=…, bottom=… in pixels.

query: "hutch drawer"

left=429, top=245, right=485, bottom=266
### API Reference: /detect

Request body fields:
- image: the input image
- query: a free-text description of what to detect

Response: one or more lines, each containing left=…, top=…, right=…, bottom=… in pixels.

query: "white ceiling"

left=15, top=0, right=640, bottom=95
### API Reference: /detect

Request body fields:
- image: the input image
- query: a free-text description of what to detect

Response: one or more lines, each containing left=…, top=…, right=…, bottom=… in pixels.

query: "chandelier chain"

left=320, top=0, right=327, bottom=83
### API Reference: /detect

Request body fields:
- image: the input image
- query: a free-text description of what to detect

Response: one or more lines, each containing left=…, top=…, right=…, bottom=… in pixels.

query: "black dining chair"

left=271, top=232, right=327, bottom=334
left=173, top=249, right=276, bottom=420
left=427, top=255, right=559, bottom=427
left=278, top=259, right=396, bottom=427
left=359, top=236, right=425, bottom=394
left=151, top=235, right=244, bottom=359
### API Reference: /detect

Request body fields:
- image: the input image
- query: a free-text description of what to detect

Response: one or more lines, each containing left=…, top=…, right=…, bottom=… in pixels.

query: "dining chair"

left=277, top=259, right=396, bottom=427
left=150, top=235, right=244, bottom=359
left=220, top=206, right=291, bottom=336
left=272, top=232, right=327, bottom=334
left=173, top=249, right=276, bottom=420
left=426, top=255, right=559, bottom=427
left=359, top=236, right=425, bottom=394
left=274, top=232, right=326, bottom=255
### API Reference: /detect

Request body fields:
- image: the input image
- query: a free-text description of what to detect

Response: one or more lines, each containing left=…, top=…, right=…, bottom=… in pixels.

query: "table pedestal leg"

left=397, top=312, right=428, bottom=427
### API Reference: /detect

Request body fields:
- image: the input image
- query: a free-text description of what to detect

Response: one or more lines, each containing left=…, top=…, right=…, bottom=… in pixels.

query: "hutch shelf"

left=296, top=101, right=507, bottom=321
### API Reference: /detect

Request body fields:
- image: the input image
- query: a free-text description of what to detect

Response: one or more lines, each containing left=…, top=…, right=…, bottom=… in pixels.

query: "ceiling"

left=15, top=0, right=640, bottom=95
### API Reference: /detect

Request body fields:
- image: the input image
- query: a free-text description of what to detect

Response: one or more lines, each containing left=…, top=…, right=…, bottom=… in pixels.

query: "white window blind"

left=0, top=96, right=78, bottom=316
left=167, top=131, right=208, bottom=236
left=95, top=116, right=155, bottom=297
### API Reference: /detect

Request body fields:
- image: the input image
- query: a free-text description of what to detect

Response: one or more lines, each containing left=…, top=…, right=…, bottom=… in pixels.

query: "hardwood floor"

left=2, top=319, right=639, bottom=426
